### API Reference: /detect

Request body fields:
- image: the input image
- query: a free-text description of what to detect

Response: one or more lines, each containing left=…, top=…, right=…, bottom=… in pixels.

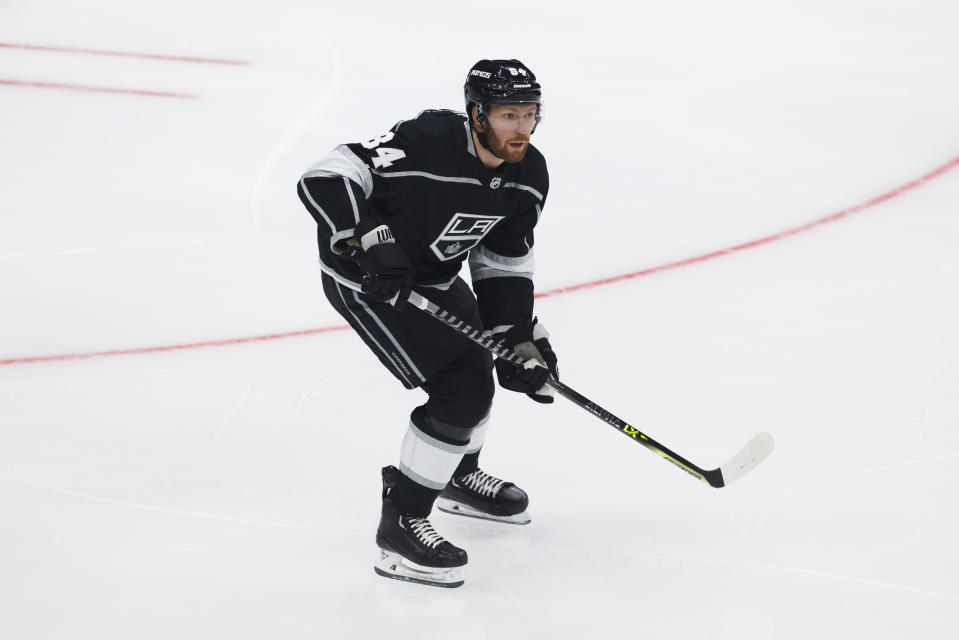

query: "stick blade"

left=717, top=432, right=775, bottom=486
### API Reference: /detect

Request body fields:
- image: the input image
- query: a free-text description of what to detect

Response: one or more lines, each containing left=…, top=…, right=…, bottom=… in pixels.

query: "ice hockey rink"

left=2, top=1, right=958, bottom=638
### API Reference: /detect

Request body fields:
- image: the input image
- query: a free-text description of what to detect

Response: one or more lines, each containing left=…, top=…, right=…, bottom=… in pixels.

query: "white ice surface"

left=2, top=1, right=958, bottom=638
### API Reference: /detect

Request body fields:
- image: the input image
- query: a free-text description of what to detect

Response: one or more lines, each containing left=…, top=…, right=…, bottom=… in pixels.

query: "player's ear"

left=471, top=105, right=484, bottom=130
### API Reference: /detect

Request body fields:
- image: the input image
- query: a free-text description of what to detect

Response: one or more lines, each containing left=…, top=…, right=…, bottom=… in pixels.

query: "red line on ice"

left=2, top=154, right=958, bottom=367
left=537, top=154, right=959, bottom=298
left=0, top=79, right=197, bottom=99
left=0, top=42, right=250, bottom=66
left=0, top=328, right=348, bottom=365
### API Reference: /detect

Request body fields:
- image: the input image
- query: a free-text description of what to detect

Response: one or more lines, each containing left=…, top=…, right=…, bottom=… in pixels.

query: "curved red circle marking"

left=2, top=155, right=958, bottom=366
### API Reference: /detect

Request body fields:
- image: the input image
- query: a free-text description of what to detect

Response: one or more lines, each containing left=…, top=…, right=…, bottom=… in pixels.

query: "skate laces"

left=458, top=469, right=506, bottom=498
left=405, top=517, right=445, bottom=549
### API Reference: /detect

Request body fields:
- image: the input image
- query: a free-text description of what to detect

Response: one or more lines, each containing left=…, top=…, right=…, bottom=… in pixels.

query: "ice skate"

left=436, top=468, right=531, bottom=525
left=374, top=466, right=468, bottom=588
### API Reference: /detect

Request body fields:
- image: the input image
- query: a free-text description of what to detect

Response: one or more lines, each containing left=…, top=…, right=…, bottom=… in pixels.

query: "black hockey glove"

left=491, top=318, right=559, bottom=404
left=350, top=218, right=413, bottom=305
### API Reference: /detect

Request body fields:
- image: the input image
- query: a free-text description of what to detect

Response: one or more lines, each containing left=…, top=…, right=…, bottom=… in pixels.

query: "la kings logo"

left=430, top=213, right=504, bottom=261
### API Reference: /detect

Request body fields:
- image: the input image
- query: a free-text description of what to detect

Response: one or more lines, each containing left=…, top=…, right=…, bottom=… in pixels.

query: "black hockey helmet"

left=464, top=59, right=542, bottom=128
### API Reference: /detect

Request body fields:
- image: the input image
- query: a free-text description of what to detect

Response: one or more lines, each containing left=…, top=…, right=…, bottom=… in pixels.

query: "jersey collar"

left=463, top=120, right=477, bottom=158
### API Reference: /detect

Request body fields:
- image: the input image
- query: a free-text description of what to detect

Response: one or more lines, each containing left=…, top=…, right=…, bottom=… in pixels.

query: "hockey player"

left=297, top=59, right=558, bottom=588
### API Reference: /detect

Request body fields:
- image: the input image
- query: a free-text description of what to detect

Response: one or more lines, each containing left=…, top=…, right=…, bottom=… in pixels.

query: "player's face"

left=480, top=104, right=538, bottom=163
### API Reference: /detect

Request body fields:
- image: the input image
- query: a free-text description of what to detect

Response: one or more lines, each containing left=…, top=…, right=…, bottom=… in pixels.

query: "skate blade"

left=374, top=549, right=464, bottom=588
left=435, top=496, right=531, bottom=525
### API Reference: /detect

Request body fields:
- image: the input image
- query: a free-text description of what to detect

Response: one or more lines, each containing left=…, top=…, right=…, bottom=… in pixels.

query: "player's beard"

left=485, top=128, right=529, bottom=163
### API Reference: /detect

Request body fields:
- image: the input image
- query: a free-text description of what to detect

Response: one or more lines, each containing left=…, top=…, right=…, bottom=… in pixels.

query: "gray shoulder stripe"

left=336, top=145, right=374, bottom=196
left=303, top=146, right=374, bottom=197
left=372, top=169, right=482, bottom=186
left=503, top=182, right=544, bottom=201
left=301, top=169, right=342, bottom=180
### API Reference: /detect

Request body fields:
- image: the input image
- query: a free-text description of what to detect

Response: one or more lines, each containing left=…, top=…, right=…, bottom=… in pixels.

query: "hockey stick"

left=401, top=290, right=774, bottom=488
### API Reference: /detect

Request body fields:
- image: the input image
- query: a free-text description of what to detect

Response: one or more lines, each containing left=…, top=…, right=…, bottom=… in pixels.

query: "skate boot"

left=436, top=468, right=531, bottom=525
left=374, top=466, right=467, bottom=588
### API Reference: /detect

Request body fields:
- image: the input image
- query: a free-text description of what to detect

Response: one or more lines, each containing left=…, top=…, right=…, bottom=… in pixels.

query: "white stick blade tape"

left=719, top=432, right=775, bottom=485
left=407, top=291, right=429, bottom=309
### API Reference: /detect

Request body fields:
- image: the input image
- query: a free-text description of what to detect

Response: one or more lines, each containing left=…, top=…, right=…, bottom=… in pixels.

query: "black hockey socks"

left=454, top=451, right=481, bottom=477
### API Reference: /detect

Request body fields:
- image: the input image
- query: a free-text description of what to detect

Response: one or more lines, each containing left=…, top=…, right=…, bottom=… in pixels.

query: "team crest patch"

left=490, top=177, right=501, bottom=189
left=430, top=213, right=504, bottom=261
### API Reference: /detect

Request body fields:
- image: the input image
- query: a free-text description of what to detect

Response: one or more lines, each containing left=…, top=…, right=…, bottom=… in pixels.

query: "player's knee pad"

left=422, top=347, right=494, bottom=432
left=398, top=405, right=472, bottom=506
left=397, top=349, right=493, bottom=507
left=409, top=404, right=474, bottom=448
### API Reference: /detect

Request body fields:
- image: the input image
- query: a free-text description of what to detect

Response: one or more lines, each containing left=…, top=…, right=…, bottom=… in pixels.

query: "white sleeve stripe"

left=470, top=266, right=533, bottom=282
left=343, top=176, right=360, bottom=224
left=299, top=177, right=336, bottom=233
left=329, top=229, right=354, bottom=253
left=319, top=258, right=362, bottom=290
left=469, top=244, right=535, bottom=271
left=503, top=181, right=544, bottom=201
left=372, top=169, right=483, bottom=186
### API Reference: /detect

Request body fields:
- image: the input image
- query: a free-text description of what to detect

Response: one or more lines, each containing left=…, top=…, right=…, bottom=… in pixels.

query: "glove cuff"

left=357, top=224, right=394, bottom=251
left=485, top=317, right=548, bottom=345
left=531, top=317, right=549, bottom=341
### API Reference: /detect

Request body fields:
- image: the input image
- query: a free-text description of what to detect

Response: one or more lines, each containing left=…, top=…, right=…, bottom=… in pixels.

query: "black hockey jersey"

left=297, top=109, right=548, bottom=329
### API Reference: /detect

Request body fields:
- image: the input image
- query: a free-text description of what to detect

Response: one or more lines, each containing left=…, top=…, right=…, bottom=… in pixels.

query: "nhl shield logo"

left=490, top=177, right=502, bottom=189
left=430, top=213, right=504, bottom=261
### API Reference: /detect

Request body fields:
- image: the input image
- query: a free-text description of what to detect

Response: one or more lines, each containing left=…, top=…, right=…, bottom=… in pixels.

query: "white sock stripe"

left=408, top=419, right=470, bottom=453
left=397, top=463, right=449, bottom=491
left=466, top=414, right=490, bottom=454
left=400, top=421, right=468, bottom=489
